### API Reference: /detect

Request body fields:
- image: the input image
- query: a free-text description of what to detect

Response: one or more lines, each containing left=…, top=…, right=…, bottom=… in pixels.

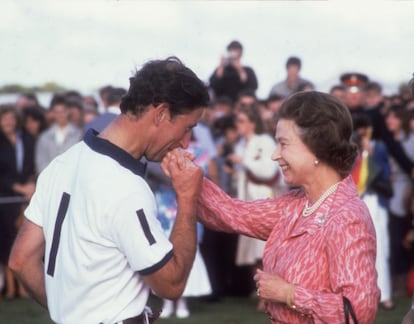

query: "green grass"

left=0, top=295, right=411, bottom=323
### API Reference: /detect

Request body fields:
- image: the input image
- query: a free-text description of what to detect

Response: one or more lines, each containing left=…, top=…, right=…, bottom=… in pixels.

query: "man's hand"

left=161, top=148, right=203, bottom=203
left=147, top=148, right=202, bottom=299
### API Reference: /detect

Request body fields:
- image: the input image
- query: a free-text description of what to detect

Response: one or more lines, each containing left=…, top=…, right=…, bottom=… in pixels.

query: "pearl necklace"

left=302, top=182, right=339, bottom=217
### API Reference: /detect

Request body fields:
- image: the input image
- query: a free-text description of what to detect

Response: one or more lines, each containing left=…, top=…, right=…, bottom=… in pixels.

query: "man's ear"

left=153, top=103, right=170, bottom=126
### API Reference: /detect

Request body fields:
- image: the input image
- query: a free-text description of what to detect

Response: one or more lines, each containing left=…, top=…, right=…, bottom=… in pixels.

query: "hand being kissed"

left=161, top=148, right=204, bottom=202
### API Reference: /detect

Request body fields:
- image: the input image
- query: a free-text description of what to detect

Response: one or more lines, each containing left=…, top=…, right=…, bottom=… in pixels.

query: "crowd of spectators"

left=1, top=41, right=414, bottom=316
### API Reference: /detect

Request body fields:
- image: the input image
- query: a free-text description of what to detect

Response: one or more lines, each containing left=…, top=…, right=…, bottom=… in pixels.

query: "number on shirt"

left=47, top=192, right=71, bottom=277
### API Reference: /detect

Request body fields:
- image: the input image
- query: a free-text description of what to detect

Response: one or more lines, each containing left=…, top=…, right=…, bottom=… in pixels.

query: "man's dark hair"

left=286, top=56, right=301, bottom=69
left=227, top=40, right=243, bottom=52
left=364, top=81, right=382, bottom=93
left=267, top=94, right=284, bottom=103
left=329, top=85, right=346, bottom=93
left=66, top=98, right=84, bottom=111
left=236, top=89, right=257, bottom=101
left=120, top=57, right=209, bottom=118
left=49, top=94, right=67, bottom=110
left=213, top=96, right=234, bottom=108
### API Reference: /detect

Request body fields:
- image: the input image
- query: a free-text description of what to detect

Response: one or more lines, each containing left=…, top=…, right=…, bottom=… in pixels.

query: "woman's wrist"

left=286, top=283, right=296, bottom=309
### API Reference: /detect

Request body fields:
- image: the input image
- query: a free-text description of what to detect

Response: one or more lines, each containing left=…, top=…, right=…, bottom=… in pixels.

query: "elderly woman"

left=164, top=91, right=380, bottom=323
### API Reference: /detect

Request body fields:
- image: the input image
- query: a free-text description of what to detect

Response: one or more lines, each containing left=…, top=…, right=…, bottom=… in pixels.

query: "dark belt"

left=122, top=314, right=146, bottom=324
left=120, top=309, right=160, bottom=324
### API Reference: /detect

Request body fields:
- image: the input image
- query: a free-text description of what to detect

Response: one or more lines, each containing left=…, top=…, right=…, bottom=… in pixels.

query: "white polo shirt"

left=25, top=129, right=173, bottom=324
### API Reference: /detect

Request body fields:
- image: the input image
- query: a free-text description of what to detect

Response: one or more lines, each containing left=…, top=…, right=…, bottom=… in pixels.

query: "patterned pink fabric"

left=197, top=175, right=380, bottom=323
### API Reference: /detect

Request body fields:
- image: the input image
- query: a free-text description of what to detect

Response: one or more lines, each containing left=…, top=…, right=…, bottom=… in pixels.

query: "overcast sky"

left=1, top=0, right=413, bottom=99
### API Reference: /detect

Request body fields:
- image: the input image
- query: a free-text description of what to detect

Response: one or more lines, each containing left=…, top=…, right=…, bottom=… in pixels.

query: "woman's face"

left=0, top=111, right=18, bottom=136
left=236, top=112, right=255, bottom=137
left=272, top=119, right=316, bottom=186
left=24, top=116, right=41, bottom=137
left=385, top=112, right=401, bottom=134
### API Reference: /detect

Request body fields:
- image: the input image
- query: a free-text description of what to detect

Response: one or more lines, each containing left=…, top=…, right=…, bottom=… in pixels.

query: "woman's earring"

left=314, top=160, right=319, bottom=166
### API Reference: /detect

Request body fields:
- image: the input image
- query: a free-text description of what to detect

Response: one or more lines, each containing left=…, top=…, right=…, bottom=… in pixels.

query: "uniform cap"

left=340, top=72, right=369, bottom=93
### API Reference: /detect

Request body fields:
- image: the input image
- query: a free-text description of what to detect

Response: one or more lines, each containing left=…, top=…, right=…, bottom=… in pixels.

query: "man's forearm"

left=168, top=199, right=198, bottom=284
left=13, top=261, right=48, bottom=308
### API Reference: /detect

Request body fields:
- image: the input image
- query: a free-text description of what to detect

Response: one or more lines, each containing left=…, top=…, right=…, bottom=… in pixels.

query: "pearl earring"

left=314, top=160, right=319, bottom=166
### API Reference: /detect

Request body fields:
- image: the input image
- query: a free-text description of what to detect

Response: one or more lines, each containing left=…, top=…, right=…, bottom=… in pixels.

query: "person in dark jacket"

left=0, top=104, right=36, bottom=299
left=209, top=40, right=258, bottom=103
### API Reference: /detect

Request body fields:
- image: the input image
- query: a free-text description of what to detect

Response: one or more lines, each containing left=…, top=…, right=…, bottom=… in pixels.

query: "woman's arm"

left=197, top=177, right=289, bottom=241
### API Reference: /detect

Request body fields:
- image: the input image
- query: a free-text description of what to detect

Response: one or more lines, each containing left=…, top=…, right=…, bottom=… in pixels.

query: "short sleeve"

left=24, top=170, right=48, bottom=227
left=108, top=183, right=173, bottom=275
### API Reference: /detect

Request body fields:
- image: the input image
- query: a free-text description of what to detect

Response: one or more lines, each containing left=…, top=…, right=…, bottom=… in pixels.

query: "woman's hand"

left=254, top=269, right=292, bottom=304
left=161, top=148, right=203, bottom=204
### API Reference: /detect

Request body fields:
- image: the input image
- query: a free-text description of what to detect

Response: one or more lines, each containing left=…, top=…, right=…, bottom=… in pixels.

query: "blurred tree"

left=0, top=82, right=66, bottom=93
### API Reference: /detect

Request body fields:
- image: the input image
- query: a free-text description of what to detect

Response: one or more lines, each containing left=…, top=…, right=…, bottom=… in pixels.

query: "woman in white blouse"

left=227, top=104, right=284, bottom=300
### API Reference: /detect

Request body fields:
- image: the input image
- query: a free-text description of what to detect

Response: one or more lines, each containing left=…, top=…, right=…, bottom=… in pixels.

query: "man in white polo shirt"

left=8, top=57, right=210, bottom=324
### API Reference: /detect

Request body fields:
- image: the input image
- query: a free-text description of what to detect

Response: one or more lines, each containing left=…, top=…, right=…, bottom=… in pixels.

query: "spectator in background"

left=209, top=40, right=258, bottom=102
left=400, top=72, right=414, bottom=324
left=82, top=94, right=100, bottom=125
left=329, top=84, right=347, bottom=104
left=406, top=99, right=414, bottom=111
left=297, top=80, right=315, bottom=92
left=268, top=56, right=312, bottom=98
left=83, top=95, right=99, bottom=113
left=83, top=107, right=99, bottom=125
left=351, top=113, right=394, bottom=310
left=21, top=106, right=47, bottom=139
left=234, top=89, right=257, bottom=114
left=340, top=72, right=369, bottom=114
left=98, top=85, right=114, bottom=112
left=199, top=114, right=240, bottom=301
left=266, top=94, right=284, bottom=117
left=362, top=81, right=414, bottom=179
left=15, top=93, right=39, bottom=112
left=209, top=96, right=233, bottom=133
left=214, top=115, right=239, bottom=197
left=262, top=94, right=284, bottom=135
left=84, top=87, right=126, bottom=134
left=0, top=104, right=36, bottom=299
left=384, top=105, right=414, bottom=296
left=400, top=83, right=413, bottom=104
left=35, top=94, right=82, bottom=174
left=67, top=98, right=84, bottom=128
left=228, top=104, right=281, bottom=303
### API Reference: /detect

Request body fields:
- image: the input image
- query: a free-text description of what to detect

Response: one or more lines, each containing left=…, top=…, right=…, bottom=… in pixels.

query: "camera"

left=225, top=51, right=238, bottom=65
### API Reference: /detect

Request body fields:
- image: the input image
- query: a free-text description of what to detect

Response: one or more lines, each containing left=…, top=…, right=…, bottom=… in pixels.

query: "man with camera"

left=209, top=40, right=258, bottom=103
